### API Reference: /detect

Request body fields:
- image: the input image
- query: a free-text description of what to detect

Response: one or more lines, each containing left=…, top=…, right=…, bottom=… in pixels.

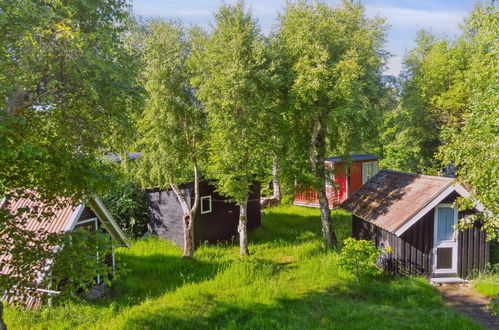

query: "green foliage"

left=0, top=1, right=141, bottom=325
left=50, top=229, right=114, bottom=298
left=189, top=0, right=271, bottom=204
left=4, top=206, right=479, bottom=329
left=382, top=2, right=498, bottom=237
left=100, top=180, right=148, bottom=239
left=276, top=0, right=388, bottom=167
left=437, top=2, right=498, bottom=239
left=339, top=238, right=380, bottom=283
left=275, top=0, right=388, bottom=246
left=0, top=0, right=142, bottom=199
left=0, top=194, right=60, bottom=300
left=381, top=31, right=446, bottom=174
left=135, top=19, right=205, bottom=190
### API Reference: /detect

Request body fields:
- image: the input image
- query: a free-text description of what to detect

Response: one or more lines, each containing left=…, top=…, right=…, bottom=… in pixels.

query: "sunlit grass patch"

left=4, top=205, right=479, bottom=329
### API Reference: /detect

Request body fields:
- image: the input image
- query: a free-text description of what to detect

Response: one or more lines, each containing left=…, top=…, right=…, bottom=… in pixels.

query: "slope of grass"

left=4, top=205, right=479, bottom=329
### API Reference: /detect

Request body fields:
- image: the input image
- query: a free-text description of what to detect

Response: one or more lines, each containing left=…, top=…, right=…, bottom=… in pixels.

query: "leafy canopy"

left=189, top=1, right=271, bottom=203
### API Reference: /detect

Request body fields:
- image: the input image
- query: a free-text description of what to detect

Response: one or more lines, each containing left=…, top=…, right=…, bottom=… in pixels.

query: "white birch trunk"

left=238, top=200, right=250, bottom=256
left=170, top=164, right=200, bottom=258
left=309, top=114, right=337, bottom=247
left=272, top=156, right=281, bottom=202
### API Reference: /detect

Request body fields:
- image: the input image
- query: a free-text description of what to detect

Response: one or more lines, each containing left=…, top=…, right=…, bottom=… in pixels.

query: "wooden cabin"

left=341, top=169, right=488, bottom=280
left=147, top=181, right=261, bottom=246
left=294, top=154, right=379, bottom=208
left=0, top=193, right=128, bottom=308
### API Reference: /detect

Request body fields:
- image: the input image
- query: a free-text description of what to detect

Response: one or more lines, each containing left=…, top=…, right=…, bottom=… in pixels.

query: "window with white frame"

left=362, top=161, right=379, bottom=184
left=200, top=196, right=212, bottom=214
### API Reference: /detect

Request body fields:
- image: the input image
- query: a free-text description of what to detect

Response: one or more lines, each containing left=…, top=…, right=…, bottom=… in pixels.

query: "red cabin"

left=293, top=154, right=379, bottom=208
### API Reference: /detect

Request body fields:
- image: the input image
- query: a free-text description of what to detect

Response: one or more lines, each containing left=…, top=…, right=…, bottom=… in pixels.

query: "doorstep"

left=431, top=277, right=468, bottom=284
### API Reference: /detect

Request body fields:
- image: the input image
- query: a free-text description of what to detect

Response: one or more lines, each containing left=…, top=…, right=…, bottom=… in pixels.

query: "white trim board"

left=432, top=203, right=458, bottom=274
left=92, top=196, right=129, bottom=247
left=394, top=183, right=478, bottom=237
left=65, top=204, right=85, bottom=231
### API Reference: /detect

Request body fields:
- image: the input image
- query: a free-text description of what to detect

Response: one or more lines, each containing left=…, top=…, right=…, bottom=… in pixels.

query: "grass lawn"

left=472, top=242, right=499, bottom=298
left=4, top=205, right=479, bottom=329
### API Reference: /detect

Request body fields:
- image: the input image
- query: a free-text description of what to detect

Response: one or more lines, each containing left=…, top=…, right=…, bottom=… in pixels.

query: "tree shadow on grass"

left=122, top=277, right=478, bottom=330
left=251, top=206, right=352, bottom=247
left=93, top=253, right=226, bottom=309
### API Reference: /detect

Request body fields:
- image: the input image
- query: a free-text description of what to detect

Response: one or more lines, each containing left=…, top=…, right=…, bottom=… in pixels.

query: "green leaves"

left=51, top=229, right=115, bottom=297
left=189, top=1, right=271, bottom=204
left=135, top=20, right=206, bottom=190
left=382, top=2, right=498, bottom=237
left=339, top=238, right=381, bottom=284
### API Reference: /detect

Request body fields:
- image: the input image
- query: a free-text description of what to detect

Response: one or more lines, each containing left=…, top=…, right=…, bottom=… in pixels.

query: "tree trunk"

left=0, top=301, right=6, bottom=330
left=238, top=200, right=250, bottom=256
left=170, top=164, right=200, bottom=259
left=272, top=156, right=281, bottom=202
left=181, top=213, right=195, bottom=258
left=309, top=114, right=337, bottom=248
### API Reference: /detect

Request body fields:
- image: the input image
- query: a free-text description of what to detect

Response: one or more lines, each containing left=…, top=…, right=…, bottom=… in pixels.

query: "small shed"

left=294, top=154, right=379, bottom=208
left=0, top=193, right=128, bottom=307
left=147, top=181, right=261, bottom=246
left=341, top=169, right=488, bottom=279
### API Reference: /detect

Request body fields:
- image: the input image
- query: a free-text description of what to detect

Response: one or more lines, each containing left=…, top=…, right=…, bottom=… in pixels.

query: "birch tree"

left=276, top=0, right=387, bottom=247
left=136, top=20, right=206, bottom=258
left=189, top=1, right=271, bottom=256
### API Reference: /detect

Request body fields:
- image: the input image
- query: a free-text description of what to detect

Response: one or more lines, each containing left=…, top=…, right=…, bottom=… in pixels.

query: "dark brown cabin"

left=341, top=170, right=488, bottom=280
left=147, top=181, right=261, bottom=246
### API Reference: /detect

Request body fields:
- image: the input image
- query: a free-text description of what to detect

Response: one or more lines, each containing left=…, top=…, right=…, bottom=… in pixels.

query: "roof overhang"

left=394, top=183, right=485, bottom=237
left=65, top=197, right=130, bottom=247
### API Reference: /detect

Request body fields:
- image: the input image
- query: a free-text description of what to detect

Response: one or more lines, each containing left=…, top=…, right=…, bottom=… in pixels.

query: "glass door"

left=433, top=204, right=458, bottom=274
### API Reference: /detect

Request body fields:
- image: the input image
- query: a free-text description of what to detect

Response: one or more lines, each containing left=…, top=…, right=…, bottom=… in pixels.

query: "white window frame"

left=200, top=196, right=212, bottom=214
left=73, top=217, right=98, bottom=231
left=362, top=161, right=378, bottom=184
left=433, top=203, right=458, bottom=274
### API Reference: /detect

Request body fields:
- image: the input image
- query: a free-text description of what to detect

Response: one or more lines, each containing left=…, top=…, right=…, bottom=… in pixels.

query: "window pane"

left=437, top=207, right=454, bottom=240
left=201, top=196, right=212, bottom=213
left=436, top=247, right=453, bottom=269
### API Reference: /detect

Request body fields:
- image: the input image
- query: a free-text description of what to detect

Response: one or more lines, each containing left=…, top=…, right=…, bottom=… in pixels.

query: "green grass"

left=4, top=205, right=480, bottom=329
left=471, top=272, right=499, bottom=298
left=471, top=242, right=499, bottom=298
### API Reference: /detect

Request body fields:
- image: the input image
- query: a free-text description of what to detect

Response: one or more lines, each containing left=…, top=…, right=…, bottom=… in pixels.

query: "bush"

left=339, top=238, right=380, bottom=283
left=50, top=229, right=115, bottom=297
left=101, top=180, right=148, bottom=239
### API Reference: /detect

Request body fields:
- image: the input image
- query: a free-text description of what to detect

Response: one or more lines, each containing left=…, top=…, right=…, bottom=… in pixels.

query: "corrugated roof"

left=0, top=192, right=77, bottom=273
left=326, top=154, right=380, bottom=163
left=3, top=193, right=76, bottom=234
left=340, top=170, right=454, bottom=233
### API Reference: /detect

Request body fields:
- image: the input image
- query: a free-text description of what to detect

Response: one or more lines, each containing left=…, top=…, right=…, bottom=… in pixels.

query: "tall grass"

left=4, top=205, right=479, bottom=329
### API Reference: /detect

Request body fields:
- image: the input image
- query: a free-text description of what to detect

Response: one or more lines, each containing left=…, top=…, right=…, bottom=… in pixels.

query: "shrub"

left=50, top=229, right=115, bottom=297
left=101, top=180, right=148, bottom=239
left=339, top=238, right=380, bottom=283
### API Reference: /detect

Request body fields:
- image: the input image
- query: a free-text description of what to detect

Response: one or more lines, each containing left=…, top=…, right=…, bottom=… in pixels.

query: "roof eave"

left=393, top=182, right=483, bottom=237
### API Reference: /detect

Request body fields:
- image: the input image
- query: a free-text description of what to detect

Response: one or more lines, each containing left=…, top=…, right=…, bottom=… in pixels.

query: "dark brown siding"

left=457, top=210, right=489, bottom=278
left=352, top=191, right=489, bottom=278
left=399, top=210, right=434, bottom=275
left=354, top=212, right=433, bottom=276
left=74, top=206, right=100, bottom=231
left=79, top=206, right=97, bottom=222
left=147, top=181, right=261, bottom=247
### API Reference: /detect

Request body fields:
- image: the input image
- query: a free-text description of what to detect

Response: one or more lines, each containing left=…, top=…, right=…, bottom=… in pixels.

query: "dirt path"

left=438, top=284, right=498, bottom=329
